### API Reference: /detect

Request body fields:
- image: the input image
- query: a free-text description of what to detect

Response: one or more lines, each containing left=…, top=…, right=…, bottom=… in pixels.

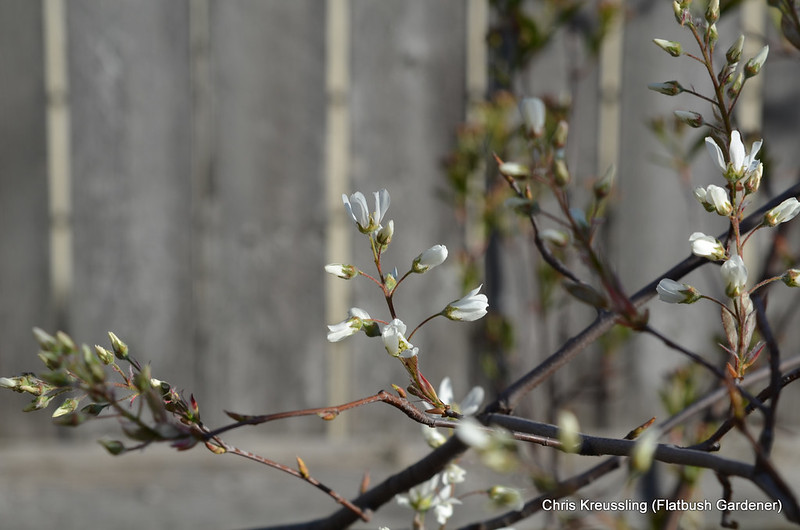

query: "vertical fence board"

left=197, top=0, right=328, bottom=428
left=66, top=1, right=194, bottom=427
left=348, top=1, right=469, bottom=433
left=0, top=1, right=55, bottom=437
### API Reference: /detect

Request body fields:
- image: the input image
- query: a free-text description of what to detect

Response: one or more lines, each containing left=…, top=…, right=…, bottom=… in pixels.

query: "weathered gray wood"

left=66, top=1, right=195, bottom=434
left=347, top=0, right=470, bottom=433
left=0, top=0, right=57, bottom=437
left=196, top=0, right=328, bottom=429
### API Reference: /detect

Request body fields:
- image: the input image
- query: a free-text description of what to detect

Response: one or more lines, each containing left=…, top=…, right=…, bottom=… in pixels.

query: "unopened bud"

left=108, top=332, right=129, bottom=360
left=631, top=431, right=658, bottom=472
left=593, top=164, right=616, bottom=198
left=727, top=72, right=744, bottom=99
left=674, top=110, right=703, bottom=128
left=553, top=159, right=570, bottom=187
left=705, top=0, right=719, bottom=24
left=324, top=263, right=357, bottom=279
left=498, top=162, right=530, bottom=178
left=718, top=62, right=737, bottom=86
left=745, top=45, right=769, bottom=78
left=726, top=35, right=745, bottom=64
left=557, top=410, right=581, bottom=453
left=653, top=38, right=682, bottom=57
left=783, top=269, right=800, bottom=288
left=552, top=120, right=569, bottom=149
left=99, top=439, right=126, bottom=456
left=648, top=81, right=684, bottom=96
left=94, top=345, right=115, bottom=365
left=32, top=328, right=57, bottom=350
left=706, top=24, right=718, bottom=46
left=520, top=97, right=546, bottom=137
left=376, top=220, right=394, bottom=247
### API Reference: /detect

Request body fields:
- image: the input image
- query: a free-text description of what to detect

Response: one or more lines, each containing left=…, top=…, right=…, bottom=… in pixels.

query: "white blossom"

left=764, top=198, right=800, bottom=227
left=689, top=232, right=726, bottom=261
left=694, top=184, right=732, bottom=216
left=342, top=189, right=390, bottom=233
left=412, top=244, right=448, bottom=273
left=721, top=254, right=748, bottom=297
left=380, top=318, right=417, bottom=358
left=326, top=308, right=371, bottom=342
left=443, top=285, right=489, bottom=321
left=705, top=130, right=762, bottom=181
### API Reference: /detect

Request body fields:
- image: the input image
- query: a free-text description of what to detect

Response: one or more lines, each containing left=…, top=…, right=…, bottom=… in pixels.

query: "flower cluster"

left=326, top=189, right=489, bottom=408
left=656, top=129, right=800, bottom=378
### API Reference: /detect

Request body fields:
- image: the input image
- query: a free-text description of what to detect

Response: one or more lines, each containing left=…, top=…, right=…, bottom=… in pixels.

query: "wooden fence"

left=1, top=0, right=798, bottom=442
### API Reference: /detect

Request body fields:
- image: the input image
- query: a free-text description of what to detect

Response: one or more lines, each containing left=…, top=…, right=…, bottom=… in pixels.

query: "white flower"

left=421, top=425, right=447, bottom=448
left=326, top=308, right=371, bottom=342
left=443, top=285, right=489, bottom=321
left=455, top=417, right=491, bottom=449
left=442, top=462, right=466, bottom=485
left=656, top=278, right=701, bottom=304
left=380, top=318, right=417, bottom=358
left=764, top=198, right=800, bottom=227
left=433, top=492, right=461, bottom=525
left=324, top=263, right=356, bottom=279
left=721, top=254, right=748, bottom=297
left=689, top=232, right=726, bottom=261
left=705, top=130, right=762, bottom=181
left=519, top=97, right=545, bottom=137
left=694, top=184, right=732, bottom=216
left=436, top=376, right=484, bottom=416
left=412, top=244, right=448, bottom=273
left=396, top=474, right=440, bottom=512
left=342, top=189, right=390, bottom=233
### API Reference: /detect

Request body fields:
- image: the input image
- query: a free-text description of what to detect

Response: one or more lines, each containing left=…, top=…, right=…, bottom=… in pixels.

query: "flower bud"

left=0, top=377, right=19, bottom=390
left=653, top=38, right=682, bottom=57
left=553, top=158, right=570, bottom=187
left=631, top=431, right=658, bottom=472
left=412, top=244, right=448, bottom=273
left=376, top=219, right=394, bottom=247
left=520, top=97, right=546, bottom=137
left=707, top=24, right=718, bottom=46
left=706, top=0, right=719, bottom=24
left=539, top=228, right=570, bottom=247
left=94, top=345, right=115, bottom=365
left=721, top=254, right=748, bottom=298
left=557, top=410, right=581, bottom=453
left=745, top=45, right=769, bottom=78
left=325, top=263, right=357, bottom=279
left=744, top=162, right=762, bottom=195
left=726, top=35, right=745, bottom=64
left=782, top=269, right=800, bottom=288
left=498, top=162, right=530, bottom=178
left=108, top=332, right=129, bottom=360
left=717, top=62, right=737, bottom=86
left=656, top=278, right=701, bottom=304
left=488, top=486, right=524, bottom=512
left=552, top=120, right=569, bottom=149
left=726, top=72, right=744, bottom=99
left=593, top=164, right=616, bottom=199
left=674, top=110, right=703, bottom=128
left=764, top=198, right=800, bottom=227
left=648, top=81, right=684, bottom=96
